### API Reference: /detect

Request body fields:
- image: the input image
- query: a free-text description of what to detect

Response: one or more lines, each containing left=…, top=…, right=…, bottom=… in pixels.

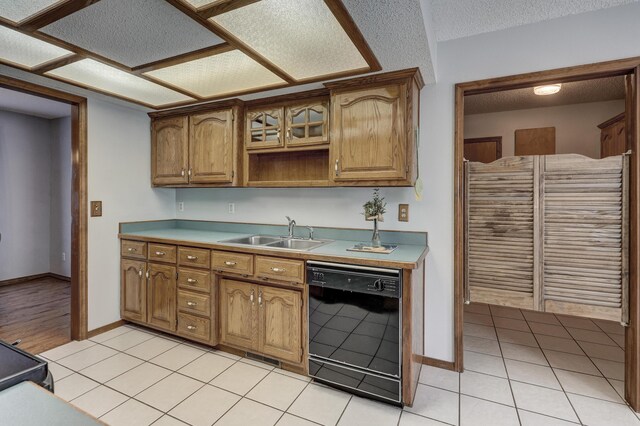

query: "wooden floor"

left=0, top=277, right=70, bottom=354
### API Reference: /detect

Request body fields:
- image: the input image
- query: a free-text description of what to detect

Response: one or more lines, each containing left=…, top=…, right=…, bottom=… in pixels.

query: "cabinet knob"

left=186, top=255, right=198, bottom=261
left=138, top=269, right=143, bottom=277
left=188, top=168, right=192, bottom=177
left=258, top=290, right=262, bottom=306
left=181, top=169, right=185, bottom=177
left=187, top=325, right=196, bottom=331
left=186, top=278, right=198, bottom=284
left=334, top=159, right=340, bottom=176
left=224, top=261, right=237, bottom=266
left=187, top=301, right=197, bottom=307
left=250, top=290, right=254, bottom=304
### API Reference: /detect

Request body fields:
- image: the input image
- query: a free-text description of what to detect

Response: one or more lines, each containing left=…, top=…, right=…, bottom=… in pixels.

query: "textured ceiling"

left=0, top=0, right=63, bottom=23
left=465, top=76, right=626, bottom=115
left=430, top=0, right=638, bottom=41
left=0, top=87, right=71, bottom=119
left=41, top=0, right=224, bottom=67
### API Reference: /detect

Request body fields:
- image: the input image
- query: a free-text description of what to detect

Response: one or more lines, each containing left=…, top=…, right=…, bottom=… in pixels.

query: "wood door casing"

left=189, top=110, right=234, bottom=183
left=331, top=84, right=407, bottom=181
left=514, top=127, right=556, bottom=156
left=147, top=263, right=177, bottom=332
left=258, top=286, right=302, bottom=363
left=464, top=137, right=502, bottom=163
left=219, top=279, right=258, bottom=350
left=152, top=116, right=189, bottom=185
left=121, top=259, right=146, bottom=323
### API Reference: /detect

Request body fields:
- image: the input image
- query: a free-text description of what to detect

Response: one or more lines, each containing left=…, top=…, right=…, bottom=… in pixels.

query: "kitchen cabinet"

left=246, top=108, right=284, bottom=150
left=219, top=279, right=258, bottom=350
left=121, top=259, right=146, bottom=323
left=285, top=101, right=329, bottom=147
left=147, top=263, right=177, bottom=332
left=599, top=113, right=626, bottom=158
left=189, top=110, right=236, bottom=183
left=151, top=116, right=189, bottom=185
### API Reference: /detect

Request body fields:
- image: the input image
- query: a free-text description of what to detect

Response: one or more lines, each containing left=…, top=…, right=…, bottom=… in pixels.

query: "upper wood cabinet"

left=599, top=113, right=626, bottom=158
left=152, top=116, right=189, bottom=185
left=189, top=110, right=235, bottom=184
left=285, top=101, right=329, bottom=147
left=246, top=108, right=284, bottom=150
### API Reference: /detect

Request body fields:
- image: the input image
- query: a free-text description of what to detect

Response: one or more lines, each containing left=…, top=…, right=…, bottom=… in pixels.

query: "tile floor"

left=35, top=306, right=638, bottom=426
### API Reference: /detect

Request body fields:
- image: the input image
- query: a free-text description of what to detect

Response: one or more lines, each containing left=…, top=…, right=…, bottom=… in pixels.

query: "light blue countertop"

left=120, top=220, right=428, bottom=268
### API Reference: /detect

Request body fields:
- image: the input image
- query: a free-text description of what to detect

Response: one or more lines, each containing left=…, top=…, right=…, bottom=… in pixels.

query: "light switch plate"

left=398, top=203, right=409, bottom=222
left=91, top=201, right=102, bottom=217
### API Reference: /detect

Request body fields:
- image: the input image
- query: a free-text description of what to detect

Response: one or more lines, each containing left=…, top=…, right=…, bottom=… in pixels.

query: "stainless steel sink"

left=221, top=235, right=283, bottom=245
left=220, top=235, right=331, bottom=251
left=265, top=239, right=330, bottom=251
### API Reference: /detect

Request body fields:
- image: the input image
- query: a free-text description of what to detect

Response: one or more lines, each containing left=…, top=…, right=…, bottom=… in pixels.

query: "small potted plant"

left=363, top=188, right=386, bottom=247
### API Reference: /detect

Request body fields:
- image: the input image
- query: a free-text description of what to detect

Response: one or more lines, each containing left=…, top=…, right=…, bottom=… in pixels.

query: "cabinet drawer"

left=178, top=247, right=210, bottom=269
left=121, top=240, right=147, bottom=260
left=255, top=256, right=304, bottom=284
left=211, top=251, right=254, bottom=276
left=178, top=290, right=211, bottom=317
left=178, top=312, right=210, bottom=342
left=148, top=243, right=177, bottom=263
left=178, top=268, right=211, bottom=294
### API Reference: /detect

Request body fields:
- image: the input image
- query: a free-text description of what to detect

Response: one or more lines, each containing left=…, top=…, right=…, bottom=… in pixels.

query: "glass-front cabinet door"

left=246, top=108, right=284, bottom=149
left=285, top=101, right=329, bottom=147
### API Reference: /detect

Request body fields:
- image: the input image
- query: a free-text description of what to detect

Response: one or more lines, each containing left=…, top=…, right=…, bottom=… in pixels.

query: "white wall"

left=465, top=100, right=625, bottom=159
left=50, top=116, right=72, bottom=277
left=0, top=111, right=52, bottom=281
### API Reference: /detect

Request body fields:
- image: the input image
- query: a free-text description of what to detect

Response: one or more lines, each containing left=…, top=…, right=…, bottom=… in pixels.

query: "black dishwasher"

left=0, top=340, right=53, bottom=392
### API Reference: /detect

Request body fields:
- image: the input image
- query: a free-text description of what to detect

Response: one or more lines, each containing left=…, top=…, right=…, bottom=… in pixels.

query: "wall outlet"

left=398, top=204, right=409, bottom=222
left=228, top=203, right=235, bottom=214
left=62, top=252, right=66, bottom=262
left=178, top=202, right=184, bottom=212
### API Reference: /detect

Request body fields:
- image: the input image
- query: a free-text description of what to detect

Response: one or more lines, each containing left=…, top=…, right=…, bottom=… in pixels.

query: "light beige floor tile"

left=80, top=352, right=143, bottom=383
left=528, top=323, right=571, bottom=339
left=494, top=317, right=530, bottom=332
left=556, top=315, right=599, bottom=331
left=89, top=326, right=132, bottom=343
left=178, top=352, right=235, bottom=382
left=464, top=323, right=497, bottom=340
left=247, top=371, right=308, bottom=411
left=490, top=305, right=525, bottom=320
left=497, top=328, right=538, bottom=347
left=404, top=384, right=459, bottom=425
left=40, top=340, right=96, bottom=361
left=276, top=413, right=320, bottom=426
left=578, top=341, right=624, bottom=362
left=460, top=395, right=519, bottom=426
left=518, top=409, right=580, bottom=426
left=136, top=373, right=203, bottom=412
left=274, top=368, right=312, bottom=382
left=101, top=329, right=155, bottom=351
left=211, top=361, right=270, bottom=395
left=536, top=335, right=584, bottom=355
left=211, top=349, right=242, bottom=360
left=465, top=303, right=490, bottom=315
left=338, top=396, right=401, bottom=426
left=594, top=319, right=625, bottom=335
left=591, top=358, right=624, bottom=381
left=55, top=373, right=100, bottom=401
left=460, top=370, right=513, bottom=406
left=464, top=335, right=502, bottom=356
left=57, top=344, right=118, bottom=371
left=609, top=379, right=625, bottom=399
left=505, top=359, right=561, bottom=390
left=555, top=369, right=623, bottom=403
left=168, top=384, right=240, bottom=426
left=464, top=312, right=494, bottom=326
left=217, top=398, right=282, bottom=426
left=106, top=362, right=172, bottom=397
left=522, top=310, right=561, bottom=326
left=511, top=381, right=578, bottom=422
left=464, top=350, right=507, bottom=378
left=568, top=393, right=639, bottom=425
left=152, top=415, right=189, bottom=426
left=566, top=327, right=617, bottom=346
left=100, top=398, right=163, bottom=426
left=47, top=362, right=73, bottom=381
left=419, top=365, right=459, bottom=392
left=149, top=344, right=206, bottom=371
left=240, top=357, right=277, bottom=370
left=543, top=349, right=601, bottom=376
left=399, top=411, right=450, bottom=425
left=70, top=385, right=128, bottom=418
left=288, top=383, right=352, bottom=426
left=124, top=336, right=180, bottom=361
left=500, top=342, right=548, bottom=366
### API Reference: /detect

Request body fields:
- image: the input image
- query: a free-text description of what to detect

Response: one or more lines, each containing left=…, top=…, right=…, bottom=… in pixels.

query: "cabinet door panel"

left=152, top=116, right=189, bottom=185
left=190, top=110, right=234, bottom=183
left=147, top=263, right=177, bottom=332
left=219, top=279, right=257, bottom=350
left=331, top=85, right=407, bottom=181
left=258, top=286, right=302, bottom=363
left=121, top=259, right=146, bottom=323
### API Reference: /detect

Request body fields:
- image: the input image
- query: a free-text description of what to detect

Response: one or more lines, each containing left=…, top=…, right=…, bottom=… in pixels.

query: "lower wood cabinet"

left=219, top=279, right=302, bottom=363
left=121, top=259, right=147, bottom=323
left=147, top=263, right=177, bottom=332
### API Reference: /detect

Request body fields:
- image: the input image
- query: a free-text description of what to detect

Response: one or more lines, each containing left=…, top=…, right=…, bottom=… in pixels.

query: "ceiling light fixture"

left=534, top=84, right=562, bottom=96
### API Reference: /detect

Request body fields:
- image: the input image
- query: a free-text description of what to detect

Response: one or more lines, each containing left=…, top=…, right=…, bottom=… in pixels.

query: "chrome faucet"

left=286, top=216, right=296, bottom=238
left=306, top=226, right=314, bottom=240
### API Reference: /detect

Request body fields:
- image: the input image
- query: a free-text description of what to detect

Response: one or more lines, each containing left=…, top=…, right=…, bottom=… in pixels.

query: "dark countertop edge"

left=118, top=233, right=429, bottom=270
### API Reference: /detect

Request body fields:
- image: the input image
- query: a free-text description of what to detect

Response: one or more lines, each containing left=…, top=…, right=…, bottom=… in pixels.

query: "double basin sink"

left=220, top=235, right=331, bottom=251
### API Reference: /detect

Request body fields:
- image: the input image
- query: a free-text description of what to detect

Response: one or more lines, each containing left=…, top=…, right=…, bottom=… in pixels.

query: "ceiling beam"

left=131, top=42, right=234, bottom=73
left=31, top=54, right=83, bottom=74
left=19, top=0, right=101, bottom=32
left=198, top=0, right=261, bottom=19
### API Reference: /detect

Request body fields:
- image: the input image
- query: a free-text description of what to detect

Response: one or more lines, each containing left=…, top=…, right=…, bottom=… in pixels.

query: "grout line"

left=517, top=407, right=581, bottom=425
left=334, top=394, right=353, bottom=425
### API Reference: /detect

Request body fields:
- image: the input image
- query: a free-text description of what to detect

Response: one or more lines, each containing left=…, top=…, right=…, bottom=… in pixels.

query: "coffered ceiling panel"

left=0, top=25, right=73, bottom=69
left=41, top=0, right=225, bottom=67
left=0, top=0, right=64, bottom=23
left=144, top=50, right=286, bottom=98
left=182, top=0, right=217, bottom=8
left=210, top=0, right=369, bottom=80
left=46, top=59, right=194, bottom=107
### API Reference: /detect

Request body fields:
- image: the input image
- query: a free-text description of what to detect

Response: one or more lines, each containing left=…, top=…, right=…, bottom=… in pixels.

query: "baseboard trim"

left=49, top=273, right=71, bottom=281
left=87, top=320, right=126, bottom=338
left=419, top=356, right=456, bottom=371
left=0, top=272, right=71, bottom=287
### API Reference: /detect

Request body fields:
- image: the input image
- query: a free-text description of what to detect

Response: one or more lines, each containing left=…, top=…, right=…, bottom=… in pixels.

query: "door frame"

left=0, top=75, right=88, bottom=341
left=453, top=57, right=640, bottom=410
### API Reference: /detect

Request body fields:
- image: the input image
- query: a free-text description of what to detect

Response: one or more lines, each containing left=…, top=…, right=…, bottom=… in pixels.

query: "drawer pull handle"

left=224, top=261, right=237, bottom=266
left=187, top=325, right=196, bottom=331
left=186, top=301, right=197, bottom=307
left=186, top=255, right=198, bottom=260
left=187, top=278, right=198, bottom=284
left=127, top=247, right=137, bottom=252
left=271, top=267, right=286, bottom=273
left=155, top=251, right=165, bottom=256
